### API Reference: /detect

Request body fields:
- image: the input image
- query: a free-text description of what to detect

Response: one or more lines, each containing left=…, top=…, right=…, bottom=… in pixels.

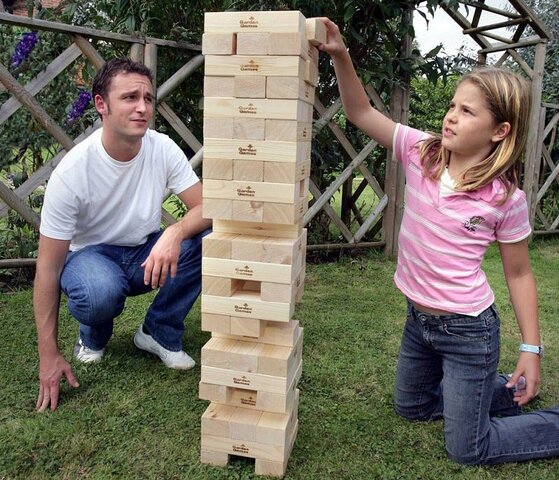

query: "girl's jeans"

left=60, top=229, right=210, bottom=352
left=395, top=301, right=559, bottom=465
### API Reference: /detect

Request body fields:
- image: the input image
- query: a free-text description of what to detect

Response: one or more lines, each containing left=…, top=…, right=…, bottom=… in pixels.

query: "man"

left=33, top=57, right=211, bottom=412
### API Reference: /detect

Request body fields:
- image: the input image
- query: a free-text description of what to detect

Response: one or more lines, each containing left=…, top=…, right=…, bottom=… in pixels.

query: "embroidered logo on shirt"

left=464, top=216, right=485, bottom=232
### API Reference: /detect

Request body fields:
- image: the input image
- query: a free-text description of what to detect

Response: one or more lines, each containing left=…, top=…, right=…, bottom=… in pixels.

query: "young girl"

left=318, top=18, right=559, bottom=465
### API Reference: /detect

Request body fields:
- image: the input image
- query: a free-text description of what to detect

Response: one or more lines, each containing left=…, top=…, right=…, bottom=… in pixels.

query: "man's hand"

left=141, top=226, right=183, bottom=288
left=506, top=352, right=541, bottom=406
left=37, top=352, right=79, bottom=412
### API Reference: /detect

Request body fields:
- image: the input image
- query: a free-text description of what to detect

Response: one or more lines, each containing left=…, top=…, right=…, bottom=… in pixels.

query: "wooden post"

left=144, top=43, right=157, bottom=129
left=130, top=43, right=144, bottom=63
left=0, top=181, right=40, bottom=229
left=71, top=34, right=105, bottom=71
left=383, top=5, right=412, bottom=258
left=524, top=42, right=547, bottom=229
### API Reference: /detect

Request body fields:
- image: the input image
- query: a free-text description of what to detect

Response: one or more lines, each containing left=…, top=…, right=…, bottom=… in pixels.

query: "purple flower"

left=11, top=31, right=39, bottom=70
left=66, top=90, right=92, bottom=125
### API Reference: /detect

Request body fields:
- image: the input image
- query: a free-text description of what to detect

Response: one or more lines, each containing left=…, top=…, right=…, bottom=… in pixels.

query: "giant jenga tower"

left=199, top=11, right=325, bottom=477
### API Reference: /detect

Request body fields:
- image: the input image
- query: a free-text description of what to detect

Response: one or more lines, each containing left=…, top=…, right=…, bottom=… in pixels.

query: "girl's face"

left=441, top=80, right=507, bottom=163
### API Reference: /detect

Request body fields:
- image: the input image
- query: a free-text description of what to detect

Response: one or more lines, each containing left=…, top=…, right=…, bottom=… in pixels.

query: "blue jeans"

left=60, top=229, right=210, bottom=352
left=395, top=301, right=559, bottom=465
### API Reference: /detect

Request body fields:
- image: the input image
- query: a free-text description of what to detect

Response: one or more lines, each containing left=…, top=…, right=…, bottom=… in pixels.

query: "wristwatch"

left=519, top=343, right=544, bottom=358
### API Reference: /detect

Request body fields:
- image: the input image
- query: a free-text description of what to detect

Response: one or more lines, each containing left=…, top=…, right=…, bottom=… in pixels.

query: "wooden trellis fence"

left=0, top=0, right=555, bottom=270
left=534, top=102, right=559, bottom=235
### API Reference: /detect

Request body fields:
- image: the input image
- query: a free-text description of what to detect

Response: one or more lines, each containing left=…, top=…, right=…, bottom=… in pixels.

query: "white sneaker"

left=73, top=337, right=105, bottom=363
left=133, top=326, right=195, bottom=370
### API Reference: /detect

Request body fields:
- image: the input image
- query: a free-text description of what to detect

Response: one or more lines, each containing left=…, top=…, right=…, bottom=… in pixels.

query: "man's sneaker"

left=133, top=325, right=195, bottom=370
left=73, top=337, right=105, bottom=363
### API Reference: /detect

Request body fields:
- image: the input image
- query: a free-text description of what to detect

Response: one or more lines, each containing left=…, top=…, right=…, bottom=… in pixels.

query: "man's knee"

left=65, top=279, right=126, bottom=325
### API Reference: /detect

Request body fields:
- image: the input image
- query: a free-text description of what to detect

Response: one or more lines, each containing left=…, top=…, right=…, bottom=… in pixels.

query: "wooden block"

left=202, top=33, right=236, bottom=55
left=231, top=200, right=264, bottom=223
left=263, top=197, right=307, bottom=225
left=254, top=420, right=298, bottom=476
left=204, top=117, right=233, bottom=139
left=203, top=198, right=232, bottom=220
left=202, top=337, right=260, bottom=372
left=233, top=160, right=264, bottom=181
left=203, top=158, right=233, bottom=180
left=256, top=394, right=298, bottom=445
left=202, top=291, right=294, bottom=322
left=205, top=55, right=305, bottom=78
left=306, top=43, right=319, bottom=64
left=236, top=32, right=270, bottom=55
left=213, top=219, right=303, bottom=239
left=230, top=316, right=261, bottom=337
left=230, top=407, right=262, bottom=441
left=263, top=158, right=310, bottom=184
left=202, top=232, right=237, bottom=259
left=199, top=362, right=301, bottom=412
left=204, top=11, right=306, bottom=34
left=258, top=328, right=303, bottom=377
left=204, top=76, right=234, bottom=97
left=265, top=119, right=312, bottom=142
left=201, top=313, right=231, bottom=334
left=203, top=258, right=294, bottom=284
left=233, top=117, right=265, bottom=140
left=234, top=75, right=266, bottom=98
left=202, top=275, right=242, bottom=296
left=201, top=403, right=233, bottom=437
left=201, top=433, right=283, bottom=463
left=201, top=359, right=301, bottom=395
left=203, top=138, right=312, bottom=163
left=231, top=235, right=265, bottom=261
left=204, top=97, right=313, bottom=122
left=268, top=32, right=308, bottom=58
left=266, top=77, right=315, bottom=105
left=305, top=59, right=318, bottom=87
left=215, top=320, right=301, bottom=347
left=200, top=449, right=229, bottom=466
left=261, top=281, right=295, bottom=303
left=262, top=229, right=307, bottom=265
left=204, top=179, right=302, bottom=204
left=305, top=18, right=327, bottom=45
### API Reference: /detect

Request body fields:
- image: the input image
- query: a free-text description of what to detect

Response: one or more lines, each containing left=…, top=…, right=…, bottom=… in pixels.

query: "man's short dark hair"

left=92, top=57, right=153, bottom=100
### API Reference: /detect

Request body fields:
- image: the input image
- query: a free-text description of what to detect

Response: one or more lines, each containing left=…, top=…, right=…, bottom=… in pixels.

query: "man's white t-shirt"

left=40, top=128, right=199, bottom=251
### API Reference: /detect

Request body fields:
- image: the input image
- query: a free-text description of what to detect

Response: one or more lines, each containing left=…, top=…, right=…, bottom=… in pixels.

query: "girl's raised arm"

left=317, top=18, right=396, bottom=150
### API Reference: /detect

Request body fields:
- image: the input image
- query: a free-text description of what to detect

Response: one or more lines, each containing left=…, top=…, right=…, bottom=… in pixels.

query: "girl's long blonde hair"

left=418, top=66, right=531, bottom=201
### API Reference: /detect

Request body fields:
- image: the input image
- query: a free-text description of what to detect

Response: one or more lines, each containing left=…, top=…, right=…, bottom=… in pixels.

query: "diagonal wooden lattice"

left=0, top=0, right=555, bottom=269
left=535, top=103, right=559, bottom=233
left=0, top=12, right=203, bottom=230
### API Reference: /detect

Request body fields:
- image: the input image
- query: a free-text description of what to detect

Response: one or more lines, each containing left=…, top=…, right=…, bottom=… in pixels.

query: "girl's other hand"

left=506, top=353, right=541, bottom=406
left=315, top=18, right=347, bottom=57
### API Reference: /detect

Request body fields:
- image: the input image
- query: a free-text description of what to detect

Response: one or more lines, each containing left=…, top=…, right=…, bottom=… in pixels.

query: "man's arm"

left=142, top=182, right=211, bottom=288
left=33, top=235, right=79, bottom=411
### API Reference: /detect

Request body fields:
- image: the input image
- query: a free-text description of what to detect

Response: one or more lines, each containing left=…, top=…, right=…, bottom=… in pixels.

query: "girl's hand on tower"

left=316, top=18, right=347, bottom=58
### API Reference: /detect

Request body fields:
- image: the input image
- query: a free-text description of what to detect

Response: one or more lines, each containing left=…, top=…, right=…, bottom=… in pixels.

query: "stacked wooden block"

left=199, top=11, right=325, bottom=477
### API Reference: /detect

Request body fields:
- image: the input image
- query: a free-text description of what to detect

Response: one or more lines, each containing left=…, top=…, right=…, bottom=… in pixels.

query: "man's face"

left=94, top=71, right=154, bottom=142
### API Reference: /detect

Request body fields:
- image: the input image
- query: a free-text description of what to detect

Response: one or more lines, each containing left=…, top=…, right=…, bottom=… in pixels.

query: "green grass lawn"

left=1, top=239, right=558, bottom=479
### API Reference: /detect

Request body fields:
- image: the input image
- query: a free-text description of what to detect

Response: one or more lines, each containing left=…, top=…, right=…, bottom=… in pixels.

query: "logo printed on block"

left=235, top=303, right=253, bottom=314
left=235, top=265, right=254, bottom=277
left=236, top=186, right=255, bottom=197
left=240, top=59, right=259, bottom=71
left=240, top=16, right=258, bottom=28
left=234, top=375, right=251, bottom=386
left=238, top=103, right=257, bottom=114
left=238, top=144, right=257, bottom=155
